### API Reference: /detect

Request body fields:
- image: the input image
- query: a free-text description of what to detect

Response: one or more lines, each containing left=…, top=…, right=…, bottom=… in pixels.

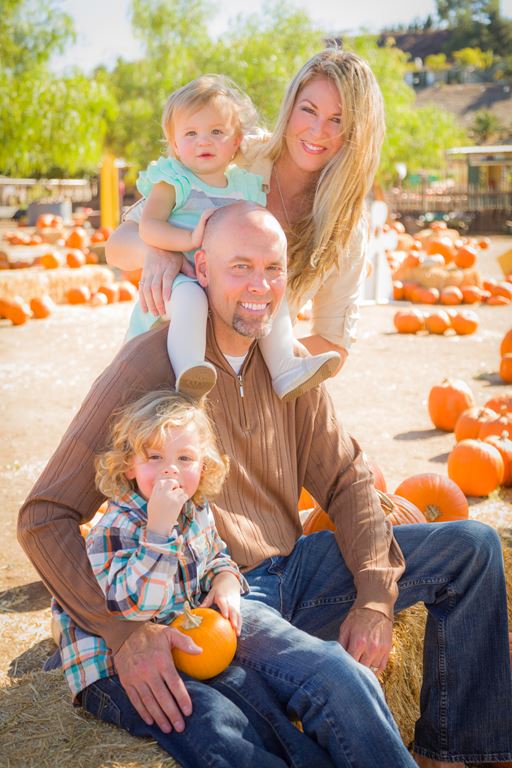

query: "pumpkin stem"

left=425, top=504, right=441, bottom=522
left=181, top=601, right=203, bottom=630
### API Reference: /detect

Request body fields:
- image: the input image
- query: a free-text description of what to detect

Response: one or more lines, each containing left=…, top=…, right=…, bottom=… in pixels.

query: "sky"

left=51, top=0, right=512, bottom=73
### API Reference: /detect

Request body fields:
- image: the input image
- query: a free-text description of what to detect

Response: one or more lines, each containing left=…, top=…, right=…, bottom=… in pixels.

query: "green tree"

left=346, top=36, right=469, bottom=184
left=1, top=0, right=116, bottom=176
left=452, top=47, right=494, bottom=68
left=469, top=109, right=505, bottom=142
left=425, top=53, right=449, bottom=69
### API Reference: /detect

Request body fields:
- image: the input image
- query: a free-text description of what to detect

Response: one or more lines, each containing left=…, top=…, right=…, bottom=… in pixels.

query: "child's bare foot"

left=412, top=754, right=465, bottom=768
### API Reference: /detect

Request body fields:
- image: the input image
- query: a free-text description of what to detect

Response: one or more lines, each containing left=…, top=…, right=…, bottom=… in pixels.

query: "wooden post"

left=100, top=152, right=120, bottom=229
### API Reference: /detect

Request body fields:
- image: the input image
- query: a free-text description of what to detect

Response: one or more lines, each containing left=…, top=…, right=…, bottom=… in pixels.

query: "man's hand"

left=139, top=248, right=195, bottom=317
left=114, top=622, right=202, bottom=733
left=338, top=607, right=393, bottom=674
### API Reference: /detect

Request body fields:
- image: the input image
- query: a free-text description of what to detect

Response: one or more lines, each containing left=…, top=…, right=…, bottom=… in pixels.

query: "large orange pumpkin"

left=454, top=406, right=498, bottom=442
left=171, top=602, right=237, bottom=680
left=394, top=473, right=468, bottom=523
left=298, top=488, right=316, bottom=512
left=478, top=413, right=512, bottom=440
left=501, top=330, right=512, bottom=357
left=447, top=440, right=504, bottom=496
left=484, top=394, right=512, bottom=415
left=428, top=379, right=475, bottom=432
left=484, top=432, right=512, bottom=486
left=427, top=236, right=455, bottom=263
left=500, top=354, right=512, bottom=384
left=302, top=491, right=425, bottom=535
left=378, top=491, right=426, bottom=525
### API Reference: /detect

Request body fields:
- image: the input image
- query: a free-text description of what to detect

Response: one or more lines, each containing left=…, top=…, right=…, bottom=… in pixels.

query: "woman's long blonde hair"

left=95, top=390, right=229, bottom=505
left=265, top=48, right=385, bottom=300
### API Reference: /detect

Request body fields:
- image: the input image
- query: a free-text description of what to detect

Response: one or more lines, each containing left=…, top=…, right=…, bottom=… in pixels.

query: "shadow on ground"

left=0, top=581, right=50, bottom=613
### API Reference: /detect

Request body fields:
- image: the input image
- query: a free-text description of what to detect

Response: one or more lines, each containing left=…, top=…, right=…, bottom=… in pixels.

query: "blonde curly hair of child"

left=161, top=74, right=260, bottom=163
left=95, top=390, right=229, bottom=506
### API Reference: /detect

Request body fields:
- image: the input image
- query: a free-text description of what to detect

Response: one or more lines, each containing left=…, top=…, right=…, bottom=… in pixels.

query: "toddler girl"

left=125, top=75, right=339, bottom=400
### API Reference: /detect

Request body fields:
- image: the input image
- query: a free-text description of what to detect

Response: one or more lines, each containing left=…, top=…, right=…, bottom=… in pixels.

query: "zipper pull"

left=238, top=375, right=244, bottom=397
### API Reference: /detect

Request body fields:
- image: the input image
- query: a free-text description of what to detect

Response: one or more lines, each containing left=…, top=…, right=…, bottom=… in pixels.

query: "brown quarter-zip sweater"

left=18, top=321, right=405, bottom=654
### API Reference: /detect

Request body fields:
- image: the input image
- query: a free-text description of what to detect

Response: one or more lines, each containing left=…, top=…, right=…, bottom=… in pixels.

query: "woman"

left=106, top=48, right=385, bottom=371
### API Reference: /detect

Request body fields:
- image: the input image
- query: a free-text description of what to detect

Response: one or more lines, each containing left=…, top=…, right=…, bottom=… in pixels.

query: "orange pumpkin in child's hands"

left=171, top=602, right=237, bottom=680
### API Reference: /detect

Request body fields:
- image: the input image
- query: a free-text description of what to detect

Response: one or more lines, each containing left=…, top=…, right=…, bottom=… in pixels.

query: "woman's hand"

left=201, top=572, right=242, bottom=635
left=139, top=248, right=195, bottom=317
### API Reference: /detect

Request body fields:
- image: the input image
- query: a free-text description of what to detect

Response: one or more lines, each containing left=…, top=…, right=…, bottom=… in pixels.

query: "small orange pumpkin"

left=494, top=282, right=512, bottom=301
left=447, top=439, right=504, bottom=496
left=117, top=281, right=138, bottom=302
left=454, top=406, right=498, bottom=442
left=4, top=296, right=31, bottom=326
left=440, top=286, right=463, bottom=306
left=454, top=245, right=477, bottom=269
left=394, top=473, right=468, bottom=523
left=171, top=602, right=237, bottom=680
left=460, top=285, right=482, bottom=304
left=65, top=227, right=88, bottom=250
left=392, top=281, right=404, bottom=301
left=427, top=236, right=454, bottom=263
left=30, top=295, right=55, bottom=319
left=428, top=378, right=476, bottom=432
left=487, top=295, right=510, bottom=306
left=393, top=309, right=425, bottom=334
left=425, top=310, right=451, bottom=335
left=66, top=250, right=86, bottom=268
left=40, top=251, right=62, bottom=270
left=67, top=286, right=91, bottom=304
left=451, top=309, right=479, bottom=336
left=414, top=287, right=440, bottom=305
left=96, top=284, right=119, bottom=304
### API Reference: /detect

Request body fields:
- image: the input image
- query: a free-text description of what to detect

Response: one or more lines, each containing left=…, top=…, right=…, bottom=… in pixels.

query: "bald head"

left=194, top=201, right=288, bottom=355
left=202, top=201, right=287, bottom=255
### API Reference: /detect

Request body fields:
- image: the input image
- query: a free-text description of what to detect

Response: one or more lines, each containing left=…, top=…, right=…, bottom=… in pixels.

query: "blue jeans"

left=245, top=521, right=512, bottom=764
left=79, top=664, right=333, bottom=768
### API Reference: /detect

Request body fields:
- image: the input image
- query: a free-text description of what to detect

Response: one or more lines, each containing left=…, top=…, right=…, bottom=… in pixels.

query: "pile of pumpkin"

left=0, top=279, right=138, bottom=326
left=428, top=375, right=512, bottom=497
left=393, top=307, right=479, bottom=336
left=300, top=461, right=470, bottom=538
left=387, top=220, right=511, bottom=306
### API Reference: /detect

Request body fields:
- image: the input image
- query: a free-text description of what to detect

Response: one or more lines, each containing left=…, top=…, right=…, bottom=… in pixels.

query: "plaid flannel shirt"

left=51, top=490, right=248, bottom=699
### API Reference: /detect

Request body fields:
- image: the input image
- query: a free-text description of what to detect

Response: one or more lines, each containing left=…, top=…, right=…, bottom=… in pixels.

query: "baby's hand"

left=147, top=475, right=188, bottom=537
left=189, top=209, right=215, bottom=250
left=201, top=572, right=242, bottom=635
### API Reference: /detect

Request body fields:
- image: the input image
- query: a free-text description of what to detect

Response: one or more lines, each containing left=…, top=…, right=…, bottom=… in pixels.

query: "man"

left=19, top=204, right=512, bottom=768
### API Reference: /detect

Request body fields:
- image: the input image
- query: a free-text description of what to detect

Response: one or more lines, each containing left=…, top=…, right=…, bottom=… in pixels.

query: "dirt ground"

left=0, top=237, right=511, bottom=764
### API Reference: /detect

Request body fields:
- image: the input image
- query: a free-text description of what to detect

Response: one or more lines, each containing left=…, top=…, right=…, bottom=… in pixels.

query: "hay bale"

left=0, top=266, right=114, bottom=304
left=382, top=543, right=512, bottom=746
left=0, top=670, right=177, bottom=768
left=393, top=264, right=482, bottom=290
